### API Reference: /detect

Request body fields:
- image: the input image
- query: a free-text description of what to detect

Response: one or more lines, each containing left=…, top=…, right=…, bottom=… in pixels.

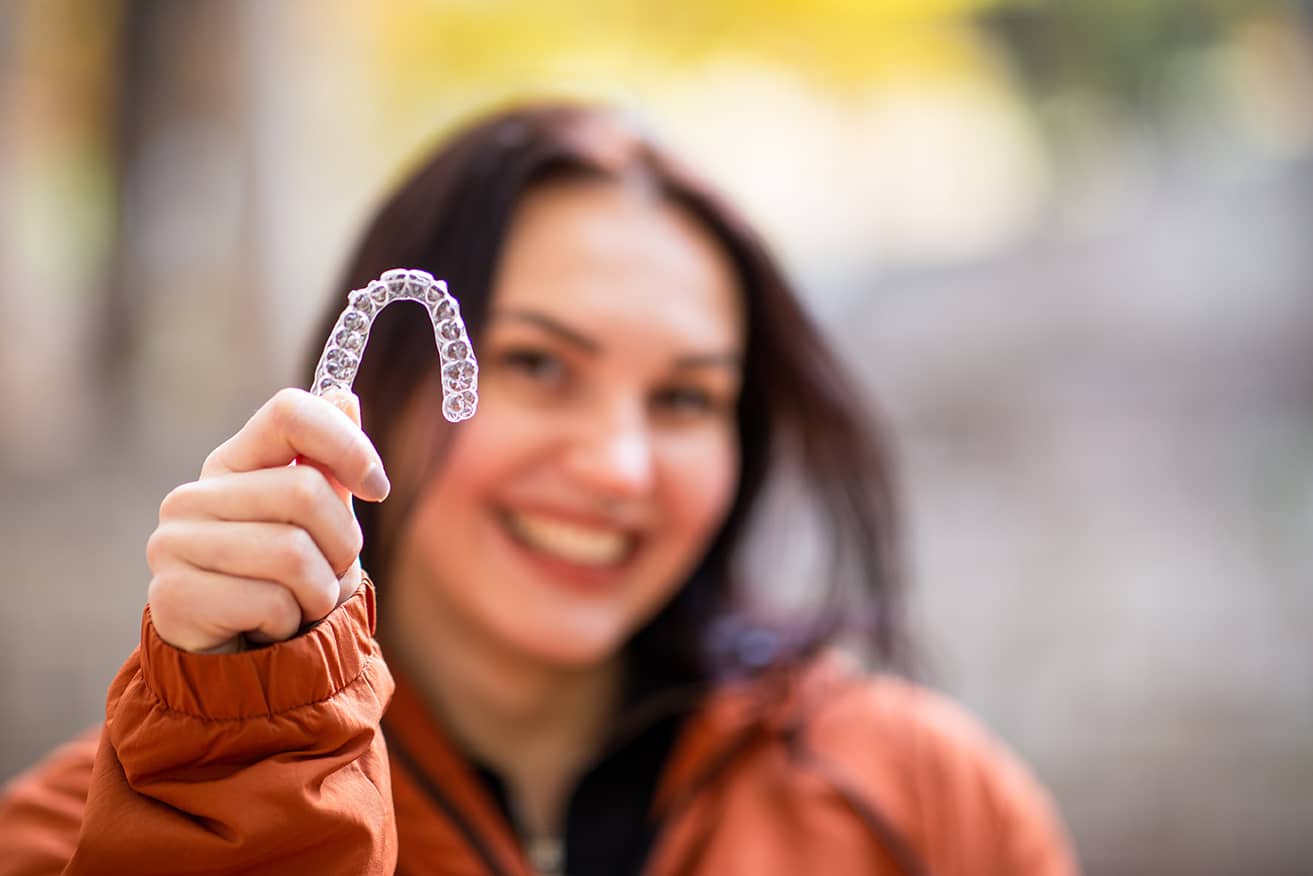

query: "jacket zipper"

left=385, top=694, right=736, bottom=876
left=385, top=727, right=516, bottom=876
left=384, top=674, right=794, bottom=876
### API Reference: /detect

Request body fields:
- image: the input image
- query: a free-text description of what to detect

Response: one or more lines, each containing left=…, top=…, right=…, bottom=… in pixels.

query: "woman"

left=0, top=102, right=1077, bottom=875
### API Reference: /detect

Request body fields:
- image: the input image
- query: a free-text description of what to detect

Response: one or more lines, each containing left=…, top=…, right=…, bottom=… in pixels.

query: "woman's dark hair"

left=305, top=100, right=912, bottom=681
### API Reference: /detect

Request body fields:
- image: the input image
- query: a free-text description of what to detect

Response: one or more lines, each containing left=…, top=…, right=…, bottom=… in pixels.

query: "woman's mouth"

left=501, top=510, right=636, bottom=568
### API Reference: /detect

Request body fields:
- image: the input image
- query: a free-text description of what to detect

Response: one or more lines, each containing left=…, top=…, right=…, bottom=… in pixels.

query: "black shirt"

left=471, top=711, right=683, bottom=876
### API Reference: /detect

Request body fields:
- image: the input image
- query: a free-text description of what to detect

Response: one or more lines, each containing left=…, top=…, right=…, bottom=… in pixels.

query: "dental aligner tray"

left=311, top=268, right=478, bottom=422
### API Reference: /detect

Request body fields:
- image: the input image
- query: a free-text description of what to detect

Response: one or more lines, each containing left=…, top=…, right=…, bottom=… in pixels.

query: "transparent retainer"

left=311, top=268, right=478, bottom=422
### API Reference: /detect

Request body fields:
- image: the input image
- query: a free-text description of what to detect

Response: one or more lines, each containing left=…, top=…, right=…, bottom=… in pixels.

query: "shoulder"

left=798, top=657, right=1017, bottom=772
left=0, top=725, right=100, bottom=874
left=780, top=655, right=1079, bottom=874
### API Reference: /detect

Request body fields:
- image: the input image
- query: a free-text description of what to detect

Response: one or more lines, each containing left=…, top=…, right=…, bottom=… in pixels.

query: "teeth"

left=505, top=512, right=630, bottom=567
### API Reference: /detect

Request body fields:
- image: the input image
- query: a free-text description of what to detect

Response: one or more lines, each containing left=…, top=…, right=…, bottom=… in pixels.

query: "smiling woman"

left=388, top=180, right=743, bottom=672
left=0, top=103, right=1078, bottom=875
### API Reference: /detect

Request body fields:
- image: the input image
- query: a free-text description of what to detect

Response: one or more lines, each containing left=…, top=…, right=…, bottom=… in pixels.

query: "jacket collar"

left=383, top=668, right=530, bottom=876
left=380, top=648, right=863, bottom=872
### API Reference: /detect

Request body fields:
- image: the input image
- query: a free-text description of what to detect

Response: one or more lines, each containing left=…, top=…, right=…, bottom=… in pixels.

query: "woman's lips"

left=500, top=509, right=636, bottom=567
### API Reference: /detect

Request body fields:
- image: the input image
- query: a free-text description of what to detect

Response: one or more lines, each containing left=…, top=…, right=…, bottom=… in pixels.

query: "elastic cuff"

left=137, top=576, right=380, bottom=720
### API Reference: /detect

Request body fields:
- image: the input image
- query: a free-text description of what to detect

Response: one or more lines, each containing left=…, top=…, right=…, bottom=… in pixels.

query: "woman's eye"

left=500, top=348, right=565, bottom=384
left=653, top=385, right=719, bottom=415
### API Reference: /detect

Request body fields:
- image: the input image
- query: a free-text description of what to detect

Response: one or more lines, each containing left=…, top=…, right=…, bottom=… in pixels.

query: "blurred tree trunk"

left=0, top=1, right=120, bottom=472
left=103, top=0, right=271, bottom=445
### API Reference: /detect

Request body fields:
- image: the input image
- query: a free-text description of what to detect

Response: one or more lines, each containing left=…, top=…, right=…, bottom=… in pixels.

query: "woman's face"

left=389, top=179, right=744, bottom=668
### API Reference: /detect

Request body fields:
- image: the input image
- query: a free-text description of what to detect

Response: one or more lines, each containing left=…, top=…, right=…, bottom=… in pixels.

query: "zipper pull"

left=525, top=834, right=564, bottom=876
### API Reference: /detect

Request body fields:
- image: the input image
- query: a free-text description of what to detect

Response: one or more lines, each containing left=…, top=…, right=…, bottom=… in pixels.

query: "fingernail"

left=327, top=389, right=360, bottom=421
left=363, top=464, right=391, bottom=501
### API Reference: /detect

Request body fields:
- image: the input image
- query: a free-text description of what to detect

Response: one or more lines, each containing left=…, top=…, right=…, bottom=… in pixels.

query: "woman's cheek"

left=455, top=391, right=538, bottom=460
left=674, top=430, right=740, bottom=539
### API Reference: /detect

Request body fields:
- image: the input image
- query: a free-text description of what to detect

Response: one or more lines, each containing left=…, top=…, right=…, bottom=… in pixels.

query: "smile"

left=502, top=510, right=635, bottom=567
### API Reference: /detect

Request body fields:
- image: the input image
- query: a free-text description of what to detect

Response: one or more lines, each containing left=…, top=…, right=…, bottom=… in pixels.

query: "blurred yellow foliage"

left=366, top=0, right=1008, bottom=110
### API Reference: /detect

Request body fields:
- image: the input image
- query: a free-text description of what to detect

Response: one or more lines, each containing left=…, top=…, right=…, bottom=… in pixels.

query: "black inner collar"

left=471, top=710, right=683, bottom=876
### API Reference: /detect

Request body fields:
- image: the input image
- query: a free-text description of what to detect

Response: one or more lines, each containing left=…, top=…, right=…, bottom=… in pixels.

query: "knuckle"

left=274, top=531, right=306, bottom=580
left=280, top=528, right=322, bottom=582
left=269, top=388, right=309, bottom=434
left=338, top=566, right=362, bottom=607
left=264, top=586, right=303, bottom=639
left=326, top=513, right=364, bottom=576
left=321, top=531, right=361, bottom=589
left=144, top=531, right=163, bottom=571
left=304, top=583, right=337, bottom=623
left=201, top=446, right=221, bottom=474
left=287, top=467, right=327, bottom=517
left=145, top=525, right=177, bottom=572
left=146, top=570, right=184, bottom=625
left=200, top=439, right=233, bottom=479
left=272, top=386, right=307, bottom=407
left=158, top=482, right=196, bottom=520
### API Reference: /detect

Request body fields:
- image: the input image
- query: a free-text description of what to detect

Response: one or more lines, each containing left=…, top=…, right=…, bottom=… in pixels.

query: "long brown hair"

left=306, top=101, right=912, bottom=681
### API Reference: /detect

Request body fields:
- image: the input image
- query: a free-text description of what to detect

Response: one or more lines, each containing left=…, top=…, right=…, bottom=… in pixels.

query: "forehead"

left=492, top=180, right=744, bottom=351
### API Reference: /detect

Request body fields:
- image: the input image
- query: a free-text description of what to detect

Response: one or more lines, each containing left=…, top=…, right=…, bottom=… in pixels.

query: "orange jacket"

left=0, top=582, right=1078, bottom=875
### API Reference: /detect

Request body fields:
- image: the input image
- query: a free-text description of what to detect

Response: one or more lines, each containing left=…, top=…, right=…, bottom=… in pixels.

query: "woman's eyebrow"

left=489, top=309, right=601, bottom=353
left=673, top=352, right=743, bottom=370
left=490, top=308, right=741, bottom=369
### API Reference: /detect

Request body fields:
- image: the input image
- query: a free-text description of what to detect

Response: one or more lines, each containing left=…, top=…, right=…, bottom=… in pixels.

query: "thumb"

left=294, top=388, right=363, bottom=508
left=307, top=388, right=366, bottom=604
left=324, top=386, right=362, bottom=426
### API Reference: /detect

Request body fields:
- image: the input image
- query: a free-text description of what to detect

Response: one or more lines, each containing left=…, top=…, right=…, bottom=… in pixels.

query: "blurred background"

left=2, top=1, right=1310, bottom=872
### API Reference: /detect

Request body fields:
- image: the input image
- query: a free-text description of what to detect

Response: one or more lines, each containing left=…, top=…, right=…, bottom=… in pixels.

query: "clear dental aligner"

left=311, top=268, right=478, bottom=422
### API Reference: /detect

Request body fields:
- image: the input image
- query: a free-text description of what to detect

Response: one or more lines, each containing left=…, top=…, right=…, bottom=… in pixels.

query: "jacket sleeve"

left=9, top=579, right=397, bottom=876
left=885, top=680, right=1080, bottom=875
left=806, top=669, right=1080, bottom=876
left=0, top=728, right=100, bottom=876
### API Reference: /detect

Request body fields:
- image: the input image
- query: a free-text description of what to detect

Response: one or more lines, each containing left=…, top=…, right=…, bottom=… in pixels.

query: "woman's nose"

left=563, top=401, right=655, bottom=499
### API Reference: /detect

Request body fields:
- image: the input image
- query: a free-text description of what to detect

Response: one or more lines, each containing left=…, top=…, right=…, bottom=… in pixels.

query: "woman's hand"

left=145, top=387, right=391, bottom=654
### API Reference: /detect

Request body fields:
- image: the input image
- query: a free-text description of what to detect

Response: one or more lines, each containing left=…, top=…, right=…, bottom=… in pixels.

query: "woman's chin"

left=495, top=614, right=629, bottom=671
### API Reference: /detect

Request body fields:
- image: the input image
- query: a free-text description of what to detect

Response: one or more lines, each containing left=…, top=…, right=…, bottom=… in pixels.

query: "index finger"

left=201, top=387, right=391, bottom=501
